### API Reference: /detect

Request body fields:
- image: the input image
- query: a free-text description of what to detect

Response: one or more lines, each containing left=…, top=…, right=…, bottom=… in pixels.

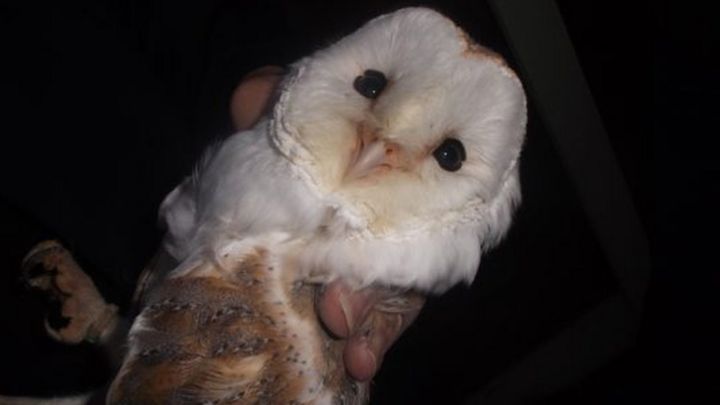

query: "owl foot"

left=22, top=240, right=119, bottom=344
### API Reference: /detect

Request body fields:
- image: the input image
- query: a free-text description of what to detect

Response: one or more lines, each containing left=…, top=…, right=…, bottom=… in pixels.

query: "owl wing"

left=108, top=244, right=365, bottom=405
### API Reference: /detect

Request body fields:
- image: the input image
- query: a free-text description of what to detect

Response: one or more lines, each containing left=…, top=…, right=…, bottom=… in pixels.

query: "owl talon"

left=21, top=240, right=119, bottom=344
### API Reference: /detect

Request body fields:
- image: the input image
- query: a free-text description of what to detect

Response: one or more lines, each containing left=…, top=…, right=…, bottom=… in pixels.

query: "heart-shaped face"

left=273, top=7, right=526, bottom=240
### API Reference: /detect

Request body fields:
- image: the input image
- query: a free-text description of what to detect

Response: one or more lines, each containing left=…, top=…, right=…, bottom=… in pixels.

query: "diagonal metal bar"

left=489, top=0, right=651, bottom=315
left=465, top=293, right=636, bottom=403
left=465, top=0, right=653, bottom=401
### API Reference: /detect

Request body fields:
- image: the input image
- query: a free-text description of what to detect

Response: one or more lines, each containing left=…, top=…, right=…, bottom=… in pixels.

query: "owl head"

left=272, top=8, right=527, bottom=291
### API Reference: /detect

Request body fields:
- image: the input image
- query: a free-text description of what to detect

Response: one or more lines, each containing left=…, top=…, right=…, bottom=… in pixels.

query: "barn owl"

left=107, top=7, right=526, bottom=404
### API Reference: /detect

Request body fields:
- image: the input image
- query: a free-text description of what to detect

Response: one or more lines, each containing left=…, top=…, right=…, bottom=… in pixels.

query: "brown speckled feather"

left=108, top=248, right=366, bottom=404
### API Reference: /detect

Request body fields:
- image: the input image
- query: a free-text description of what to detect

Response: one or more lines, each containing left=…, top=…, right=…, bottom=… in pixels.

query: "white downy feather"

left=161, top=7, right=526, bottom=293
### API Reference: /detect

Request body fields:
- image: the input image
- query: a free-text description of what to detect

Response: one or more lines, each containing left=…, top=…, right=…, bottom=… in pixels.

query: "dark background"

left=0, top=0, right=716, bottom=403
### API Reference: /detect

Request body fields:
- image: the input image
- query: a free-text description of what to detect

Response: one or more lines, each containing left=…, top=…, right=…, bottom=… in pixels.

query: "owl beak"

left=346, top=138, right=387, bottom=180
left=345, top=134, right=400, bottom=181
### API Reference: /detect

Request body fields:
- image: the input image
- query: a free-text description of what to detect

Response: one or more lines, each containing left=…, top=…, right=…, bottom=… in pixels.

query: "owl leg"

left=22, top=240, right=119, bottom=344
left=355, top=288, right=425, bottom=347
left=371, top=288, right=425, bottom=314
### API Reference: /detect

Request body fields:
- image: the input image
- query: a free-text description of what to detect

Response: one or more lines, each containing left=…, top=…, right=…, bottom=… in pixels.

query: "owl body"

left=109, top=7, right=526, bottom=404
left=161, top=7, right=525, bottom=292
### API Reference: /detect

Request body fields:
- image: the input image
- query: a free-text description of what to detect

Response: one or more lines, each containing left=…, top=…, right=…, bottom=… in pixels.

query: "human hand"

left=315, top=281, right=425, bottom=381
left=230, top=66, right=426, bottom=381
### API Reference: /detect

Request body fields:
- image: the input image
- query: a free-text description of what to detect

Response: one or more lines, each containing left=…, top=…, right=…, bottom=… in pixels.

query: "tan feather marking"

left=455, top=27, right=505, bottom=63
left=456, top=27, right=523, bottom=84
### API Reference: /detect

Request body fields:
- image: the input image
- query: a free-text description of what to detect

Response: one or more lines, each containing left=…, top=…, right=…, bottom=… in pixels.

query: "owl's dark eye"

left=433, top=138, right=466, bottom=172
left=353, top=69, right=387, bottom=99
